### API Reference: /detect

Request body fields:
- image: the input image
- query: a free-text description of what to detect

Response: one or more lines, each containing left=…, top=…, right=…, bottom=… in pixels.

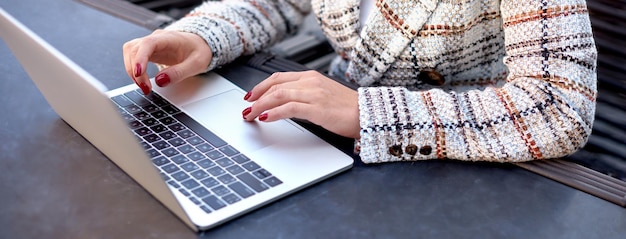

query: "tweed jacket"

left=166, top=0, right=597, bottom=163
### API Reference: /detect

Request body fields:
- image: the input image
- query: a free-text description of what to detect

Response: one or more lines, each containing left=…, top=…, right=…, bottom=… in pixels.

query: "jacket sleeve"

left=357, top=0, right=597, bottom=163
left=164, top=0, right=311, bottom=71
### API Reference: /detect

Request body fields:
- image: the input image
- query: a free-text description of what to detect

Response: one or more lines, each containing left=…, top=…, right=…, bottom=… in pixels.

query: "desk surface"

left=1, top=1, right=626, bottom=238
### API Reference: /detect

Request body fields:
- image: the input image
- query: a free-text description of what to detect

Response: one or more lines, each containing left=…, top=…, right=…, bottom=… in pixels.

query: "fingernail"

left=139, top=82, right=150, bottom=95
left=258, top=113, right=268, bottom=121
left=242, top=107, right=252, bottom=119
left=155, top=73, right=171, bottom=87
left=134, top=63, right=142, bottom=77
left=243, top=91, right=251, bottom=101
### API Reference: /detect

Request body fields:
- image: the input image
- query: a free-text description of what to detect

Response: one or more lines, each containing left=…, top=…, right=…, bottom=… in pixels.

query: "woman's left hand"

left=242, top=70, right=361, bottom=139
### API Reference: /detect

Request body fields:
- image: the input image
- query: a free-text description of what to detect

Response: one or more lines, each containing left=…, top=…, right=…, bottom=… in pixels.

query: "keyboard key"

left=150, top=124, right=168, bottom=133
left=162, top=147, right=180, bottom=157
left=181, top=162, right=200, bottom=172
left=237, top=172, right=269, bottom=193
left=219, top=145, right=239, bottom=156
left=144, top=134, right=160, bottom=143
left=186, top=136, right=203, bottom=146
left=199, top=205, right=212, bottom=213
left=211, top=185, right=231, bottom=196
left=162, top=105, right=180, bottom=114
left=181, top=179, right=200, bottom=190
left=264, top=177, right=283, bottom=187
left=231, top=154, right=250, bottom=164
left=190, top=170, right=210, bottom=180
left=124, top=104, right=142, bottom=114
left=111, top=95, right=134, bottom=107
left=151, top=110, right=167, bottom=119
left=142, top=117, right=158, bottom=127
left=140, top=141, right=151, bottom=150
left=152, top=156, right=169, bottom=166
left=124, top=91, right=151, bottom=106
left=121, top=113, right=134, bottom=122
left=147, top=149, right=160, bottom=158
left=170, top=155, right=188, bottom=164
left=173, top=113, right=227, bottom=148
left=159, top=117, right=175, bottom=125
left=197, top=159, right=216, bottom=169
left=225, top=165, right=245, bottom=175
left=177, top=129, right=194, bottom=139
left=167, top=180, right=181, bottom=188
left=171, top=171, right=190, bottom=181
left=152, top=140, right=170, bottom=150
left=168, top=137, right=186, bottom=147
left=168, top=123, right=185, bottom=132
left=142, top=104, right=159, bottom=113
left=190, top=197, right=202, bottom=205
left=177, top=145, right=195, bottom=154
left=187, top=152, right=206, bottom=161
left=221, top=193, right=241, bottom=204
left=217, top=174, right=236, bottom=185
left=128, top=120, right=142, bottom=129
left=241, top=161, right=260, bottom=172
left=207, top=166, right=226, bottom=177
left=200, top=177, right=220, bottom=188
left=161, top=163, right=180, bottom=173
left=252, top=169, right=272, bottom=179
left=215, top=158, right=234, bottom=168
left=178, top=188, right=191, bottom=197
left=133, top=112, right=150, bottom=121
left=159, top=131, right=176, bottom=140
left=202, top=195, right=226, bottom=210
left=191, top=187, right=211, bottom=198
left=228, top=182, right=255, bottom=198
left=134, top=127, right=151, bottom=136
left=206, top=150, right=224, bottom=160
left=196, top=143, right=213, bottom=153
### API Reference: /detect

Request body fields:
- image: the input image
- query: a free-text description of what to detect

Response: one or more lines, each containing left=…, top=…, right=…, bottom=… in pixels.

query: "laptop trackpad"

left=181, top=90, right=304, bottom=152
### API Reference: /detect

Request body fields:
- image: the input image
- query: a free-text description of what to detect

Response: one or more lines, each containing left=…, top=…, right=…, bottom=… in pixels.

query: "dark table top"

left=1, top=1, right=626, bottom=238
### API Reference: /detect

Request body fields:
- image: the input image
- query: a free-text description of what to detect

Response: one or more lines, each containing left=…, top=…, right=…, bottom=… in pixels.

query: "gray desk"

left=1, top=1, right=625, bottom=238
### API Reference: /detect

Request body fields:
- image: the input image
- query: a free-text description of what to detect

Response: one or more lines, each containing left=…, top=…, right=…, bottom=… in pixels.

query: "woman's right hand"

left=123, top=29, right=212, bottom=95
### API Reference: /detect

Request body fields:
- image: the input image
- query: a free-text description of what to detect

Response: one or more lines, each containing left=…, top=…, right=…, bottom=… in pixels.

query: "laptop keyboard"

left=110, top=89, right=282, bottom=214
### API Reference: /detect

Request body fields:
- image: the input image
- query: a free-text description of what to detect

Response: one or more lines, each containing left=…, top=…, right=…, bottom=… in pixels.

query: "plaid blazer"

left=167, top=0, right=597, bottom=163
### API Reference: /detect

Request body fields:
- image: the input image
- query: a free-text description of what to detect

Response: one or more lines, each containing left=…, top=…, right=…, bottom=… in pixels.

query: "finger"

left=154, top=52, right=209, bottom=87
left=246, top=71, right=316, bottom=101
left=244, top=87, right=313, bottom=121
left=132, top=37, right=159, bottom=93
left=253, top=102, right=316, bottom=123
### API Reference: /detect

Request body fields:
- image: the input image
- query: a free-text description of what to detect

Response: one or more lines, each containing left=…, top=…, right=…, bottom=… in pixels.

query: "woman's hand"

left=242, top=70, right=361, bottom=139
left=122, top=29, right=212, bottom=95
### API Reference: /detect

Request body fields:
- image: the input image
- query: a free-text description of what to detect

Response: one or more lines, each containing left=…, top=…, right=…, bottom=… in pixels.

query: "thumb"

left=154, top=55, right=208, bottom=87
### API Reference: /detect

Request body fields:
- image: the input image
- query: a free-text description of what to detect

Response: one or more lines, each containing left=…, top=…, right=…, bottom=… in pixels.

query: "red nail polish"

left=134, top=63, right=142, bottom=77
left=243, top=91, right=252, bottom=101
left=155, top=73, right=171, bottom=87
left=258, top=113, right=268, bottom=121
left=139, top=82, right=150, bottom=95
left=242, top=107, right=252, bottom=119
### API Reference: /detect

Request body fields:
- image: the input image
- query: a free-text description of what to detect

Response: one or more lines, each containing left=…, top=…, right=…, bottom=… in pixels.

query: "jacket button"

left=419, top=145, right=433, bottom=155
left=419, top=70, right=445, bottom=86
left=405, top=144, right=418, bottom=155
left=389, top=145, right=403, bottom=157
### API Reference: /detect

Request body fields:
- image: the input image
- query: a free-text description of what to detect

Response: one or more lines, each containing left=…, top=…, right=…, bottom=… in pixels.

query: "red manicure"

left=242, top=107, right=252, bottom=119
left=134, top=63, right=142, bottom=77
left=258, top=113, right=268, bottom=121
left=139, top=82, right=150, bottom=95
left=243, top=91, right=252, bottom=101
left=155, top=73, right=171, bottom=87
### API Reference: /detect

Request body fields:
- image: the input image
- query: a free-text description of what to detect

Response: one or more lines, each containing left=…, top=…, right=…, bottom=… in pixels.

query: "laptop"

left=0, top=8, right=353, bottom=231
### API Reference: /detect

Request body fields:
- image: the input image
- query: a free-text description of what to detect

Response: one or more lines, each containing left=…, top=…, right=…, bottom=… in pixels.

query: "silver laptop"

left=0, top=8, right=353, bottom=231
